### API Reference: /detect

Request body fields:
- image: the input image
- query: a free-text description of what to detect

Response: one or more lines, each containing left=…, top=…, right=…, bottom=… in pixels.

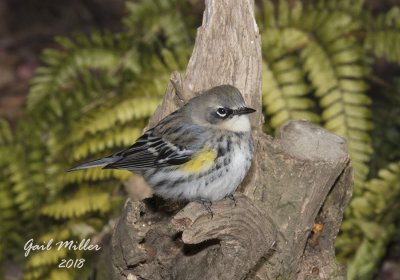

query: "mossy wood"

left=111, top=0, right=353, bottom=279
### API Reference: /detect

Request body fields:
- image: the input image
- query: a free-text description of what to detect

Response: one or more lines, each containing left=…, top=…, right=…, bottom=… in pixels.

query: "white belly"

left=197, top=144, right=251, bottom=201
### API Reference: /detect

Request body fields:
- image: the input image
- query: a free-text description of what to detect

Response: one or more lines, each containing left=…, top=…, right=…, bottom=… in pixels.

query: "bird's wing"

left=103, top=124, right=206, bottom=171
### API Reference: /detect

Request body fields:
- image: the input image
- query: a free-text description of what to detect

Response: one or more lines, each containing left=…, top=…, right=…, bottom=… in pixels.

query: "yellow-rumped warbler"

left=69, top=85, right=255, bottom=214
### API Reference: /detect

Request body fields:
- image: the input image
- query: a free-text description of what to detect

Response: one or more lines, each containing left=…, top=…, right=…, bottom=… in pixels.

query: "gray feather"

left=68, top=156, right=121, bottom=172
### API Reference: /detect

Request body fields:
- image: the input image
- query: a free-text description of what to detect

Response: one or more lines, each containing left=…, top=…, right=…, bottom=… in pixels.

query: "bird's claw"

left=197, top=199, right=213, bottom=218
left=225, top=193, right=237, bottom=207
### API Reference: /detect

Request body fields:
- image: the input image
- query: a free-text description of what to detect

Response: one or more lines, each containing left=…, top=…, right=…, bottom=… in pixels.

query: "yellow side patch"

left=179, top=146, right=217, bottom=173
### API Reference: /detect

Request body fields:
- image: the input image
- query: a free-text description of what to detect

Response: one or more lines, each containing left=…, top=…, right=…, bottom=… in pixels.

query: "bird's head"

left=185, top=85, right=256, bottom=132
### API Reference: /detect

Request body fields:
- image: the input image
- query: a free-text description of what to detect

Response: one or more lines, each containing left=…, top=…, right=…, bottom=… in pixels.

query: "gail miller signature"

left=24, top=238, right=101, bottom=268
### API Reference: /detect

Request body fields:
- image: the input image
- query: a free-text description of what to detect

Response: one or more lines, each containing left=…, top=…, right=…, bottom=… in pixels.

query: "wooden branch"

left=247, top=121, right=351, bottom=279
left=171, top=194, right=276, bottom=279
left=111, top=195, right=276, bottom=280
left=297, top=161, right=353, bottom=279
left=111, top=0, right=353, bottom=279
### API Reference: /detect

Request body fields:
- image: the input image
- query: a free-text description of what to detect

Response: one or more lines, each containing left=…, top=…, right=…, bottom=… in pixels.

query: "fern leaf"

left=278, top=0, right=289, bottom=27
left=365, top=7, right=400, bottom=63
left=262, top=28, right=319, bottom=130
left=123, top=0, right=195, bottom=49
left=41, top=188, right=111, bottom=219
left=69, top=97, right=160, bottom=144
left=337, top=161, right=400, bottom=279
left=259, top=0, right=276, bottom=29
left=28, top=31, right=128, bottom=109
left=298, top=12, right=372, bottom=187
left=259, top=1, right=373, bottom=189
left=63, top=167, right=131, bottom=184
left=347, top=226, right=395, bottom=280
left=0, top=119, right=13, bottom=145
left=26, top=248, right=68, bottom=268
left=71, top=127, right=142, bottom=161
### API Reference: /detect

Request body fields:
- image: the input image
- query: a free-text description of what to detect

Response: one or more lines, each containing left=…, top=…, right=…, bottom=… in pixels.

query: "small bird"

left=69, top=85, right=255, bottom=215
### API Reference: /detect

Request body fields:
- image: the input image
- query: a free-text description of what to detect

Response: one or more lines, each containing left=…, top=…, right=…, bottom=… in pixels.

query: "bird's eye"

left=216, top=108, right=227, bottom=117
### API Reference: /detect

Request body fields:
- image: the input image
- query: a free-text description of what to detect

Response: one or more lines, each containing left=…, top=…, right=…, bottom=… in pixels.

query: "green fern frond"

left=0, top=120, right=17, bottom=265
left=343, top=162, right=400, bottom=279
left=262, top=28, right=319, bottom=131
left=258, top=0, right=276, bottom=29
left=71, top=127, right=142, bottom=161
left=29, top=49, right=121, bottom=107
left=297, top=9, right=372, bottom=187
left=41, top=188, right=111, bottom=219
left=70, top=97, right=160, bottom=144
left=27, top=248, right=68, bottom=269
left=123, top=0, right=196, bottom=48
left=317, top=0, right=365, bottom=15
left=63, top=167, right=131, bottom=184
left=301, top=41, right=372, bottom=133
left=8, top=142, right=46, bottom=217
left=370, top=79, right=400, bottom=174
left=0, top=119, right=13, bottom=145
left=347, top=225, right=395, bottom=280
left=365, top=7, right=400, bottom=63
left=39, top=227, right=71, bottom=243
left=259, top=2, right=373, bottom=187
left=28, top=31, right=133, bottom=110
left=262, top=0, right=372, bottom=191
left=364, top=162, right=400, bottom=221
left=260, top=3, right=373, bottom=187
left=23, top=247, right=70, bottom=280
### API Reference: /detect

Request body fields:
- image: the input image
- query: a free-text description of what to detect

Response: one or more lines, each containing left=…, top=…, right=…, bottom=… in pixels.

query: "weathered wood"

left=111, top=0, right=353, bottom=279
left=297, top=161, right=353, bottom=279
left=112, top=194, right=276, bottom=280
left=246, top=121, right=351, bottom=279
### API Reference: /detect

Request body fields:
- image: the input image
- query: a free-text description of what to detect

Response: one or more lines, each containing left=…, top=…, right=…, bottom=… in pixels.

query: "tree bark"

left=111, top=0, right=353, bottom=279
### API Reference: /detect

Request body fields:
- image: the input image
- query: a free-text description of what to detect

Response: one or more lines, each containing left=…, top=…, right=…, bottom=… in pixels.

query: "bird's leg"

left=197, top=199, right=213, bottom=218
left=225, top=193, right=237, bottom=207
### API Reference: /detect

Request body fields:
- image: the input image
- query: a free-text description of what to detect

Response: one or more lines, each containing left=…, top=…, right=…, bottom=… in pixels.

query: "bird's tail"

left=68, top=155, right=121, bottom=172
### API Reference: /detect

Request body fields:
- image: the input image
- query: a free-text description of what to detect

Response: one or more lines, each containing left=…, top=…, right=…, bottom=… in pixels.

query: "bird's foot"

left=225, top=193, right=237, bottom=207
left=197, top=199, right=213, bottom=218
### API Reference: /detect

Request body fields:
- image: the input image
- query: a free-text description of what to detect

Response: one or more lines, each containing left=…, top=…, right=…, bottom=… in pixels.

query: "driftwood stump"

left=111, top=0, right=353, bottom=279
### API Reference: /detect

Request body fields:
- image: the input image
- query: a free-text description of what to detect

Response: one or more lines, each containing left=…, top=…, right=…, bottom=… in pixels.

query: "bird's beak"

left=233, top=107, right=256, bottom=115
